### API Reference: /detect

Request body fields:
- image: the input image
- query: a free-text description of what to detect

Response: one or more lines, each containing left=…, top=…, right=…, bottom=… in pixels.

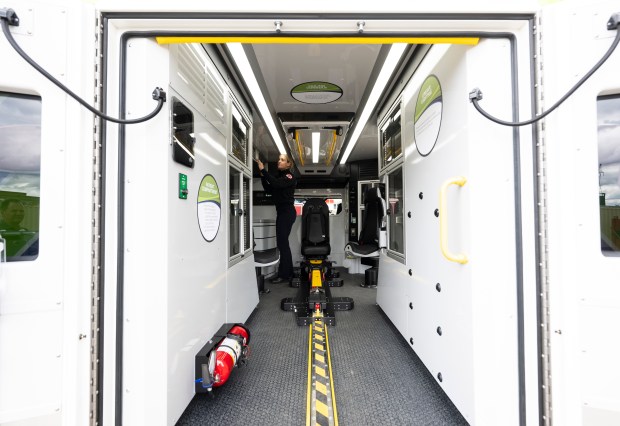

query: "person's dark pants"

left=275, top=204, right=297, bottom=279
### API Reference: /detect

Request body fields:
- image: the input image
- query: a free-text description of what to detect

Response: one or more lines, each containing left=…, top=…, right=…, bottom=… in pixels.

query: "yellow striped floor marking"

left=306, top=312, right=338, bottom=426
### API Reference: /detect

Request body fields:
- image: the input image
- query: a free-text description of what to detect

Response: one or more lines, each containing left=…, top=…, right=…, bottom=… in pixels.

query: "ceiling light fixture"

left=227, top=43, right=287, bottom=154
left=339, top=43, right=407, bottom=165
left=312, top=132, right=320, bottom=163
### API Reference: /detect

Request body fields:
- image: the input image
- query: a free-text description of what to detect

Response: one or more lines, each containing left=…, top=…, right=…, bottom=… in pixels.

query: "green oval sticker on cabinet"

left=197, top=174, right=221, bottom=242
left=414, top=75, right=443, bottom=157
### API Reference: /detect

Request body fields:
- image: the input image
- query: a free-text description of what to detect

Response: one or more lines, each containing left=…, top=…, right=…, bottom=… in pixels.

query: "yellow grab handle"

left=439, top=176, right=468, bottom=264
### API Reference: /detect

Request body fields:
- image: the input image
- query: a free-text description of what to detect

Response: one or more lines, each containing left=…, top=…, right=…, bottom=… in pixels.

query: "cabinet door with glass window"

left=387, top=166, right=405, bottom=258
left=230, top=103, right=251, bottom=168
left=380, top=103, right=402, bottom=170
left=229, top=166, right=251, bottom=261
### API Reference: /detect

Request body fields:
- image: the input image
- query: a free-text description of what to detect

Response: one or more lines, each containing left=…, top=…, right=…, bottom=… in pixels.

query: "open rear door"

left=540, top=1, right=620, bottom=424
left=0, top=2, right=94, bottom=425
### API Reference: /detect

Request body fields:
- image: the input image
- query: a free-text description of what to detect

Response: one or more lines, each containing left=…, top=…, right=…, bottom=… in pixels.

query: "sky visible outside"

left=598, top=96, right=620, bottom=206
left=0, top=92, right=41, bottom=198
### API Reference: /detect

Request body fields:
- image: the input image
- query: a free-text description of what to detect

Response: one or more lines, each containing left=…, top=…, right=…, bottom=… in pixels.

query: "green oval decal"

left=197, top=174, right=221, bottom=242
left=291, top=81, right=343, bottom=104
left=414, top=75, right=443, bottom=156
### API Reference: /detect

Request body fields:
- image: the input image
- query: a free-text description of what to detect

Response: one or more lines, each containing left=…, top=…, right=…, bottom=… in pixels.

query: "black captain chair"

left=301, top=198, right=331, bottom=259
left=344, top=187, right=387, bottom=286
left=282, top=197, right=351, bottom=326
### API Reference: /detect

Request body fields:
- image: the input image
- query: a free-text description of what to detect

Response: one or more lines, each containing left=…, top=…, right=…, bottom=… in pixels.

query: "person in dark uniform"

left=256, top=154, right=298, bottom=283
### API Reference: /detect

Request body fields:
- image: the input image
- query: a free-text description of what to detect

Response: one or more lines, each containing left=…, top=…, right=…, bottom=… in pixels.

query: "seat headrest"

left=302, top=198, right=330, bottom=246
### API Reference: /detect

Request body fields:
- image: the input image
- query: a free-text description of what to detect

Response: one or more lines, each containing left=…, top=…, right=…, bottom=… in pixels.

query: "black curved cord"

left=470, top=14, right=620, bottom=127
left=0, top=12, right=166, bottom=124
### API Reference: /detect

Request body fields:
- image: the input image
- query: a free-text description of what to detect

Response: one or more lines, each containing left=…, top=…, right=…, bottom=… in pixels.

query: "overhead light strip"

left=312, top=132, right=320, bottom=164
left=226, top=43, right=287, bottom=154
left=340, top=43, right=408, bottom=164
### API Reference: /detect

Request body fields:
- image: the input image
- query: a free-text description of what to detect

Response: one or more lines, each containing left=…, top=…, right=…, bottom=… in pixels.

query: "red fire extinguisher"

left=208, top=324, right=250, bottom=388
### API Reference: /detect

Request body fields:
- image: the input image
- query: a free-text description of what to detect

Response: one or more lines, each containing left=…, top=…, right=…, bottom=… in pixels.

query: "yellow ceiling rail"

left=156, top=36, right=479, bottom=45
left=325, top=130, right=337, bottom=166
left=295, top=130, right=305, bottom=167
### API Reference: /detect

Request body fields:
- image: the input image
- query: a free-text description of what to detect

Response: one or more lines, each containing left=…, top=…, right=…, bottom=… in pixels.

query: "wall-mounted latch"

left=274, top=21, right=283, bottom=33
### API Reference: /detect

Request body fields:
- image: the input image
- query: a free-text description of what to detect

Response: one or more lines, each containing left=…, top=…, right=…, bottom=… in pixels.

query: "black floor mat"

left=177, top=268, right=468, bottom=425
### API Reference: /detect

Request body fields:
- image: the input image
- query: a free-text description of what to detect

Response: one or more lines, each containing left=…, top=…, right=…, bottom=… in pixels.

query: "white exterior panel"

left=541, top=1, right=620, bottom=424
left=0, top=2, right=94, bottom=425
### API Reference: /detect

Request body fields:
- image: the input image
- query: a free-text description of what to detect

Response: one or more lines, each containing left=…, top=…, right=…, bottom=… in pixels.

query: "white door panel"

left=0, top=2, right=92, bottom=425
left=379, top=37, right=527, bottom=425
left=541, top=1, right=620, bottom=423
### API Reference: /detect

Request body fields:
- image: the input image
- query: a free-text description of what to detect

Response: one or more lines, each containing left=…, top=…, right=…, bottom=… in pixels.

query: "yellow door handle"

left=439, top=176, right=468, bottom=264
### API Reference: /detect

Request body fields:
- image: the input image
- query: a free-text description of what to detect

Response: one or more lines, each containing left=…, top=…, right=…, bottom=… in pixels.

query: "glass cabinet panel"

left=231, top=104, right=249, bottom=166
left=243, top=175, right=251, bottom=254
left=388, top=167, right=404, bottom=255
left=380, top=105, right=402, bottom=168
left=229, top=167, right=241, bottom=257
left=229, top=166, right=251, bottom=261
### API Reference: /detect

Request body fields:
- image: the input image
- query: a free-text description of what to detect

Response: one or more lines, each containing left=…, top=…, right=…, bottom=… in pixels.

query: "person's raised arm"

left=260, top=169, right=296, bottom=189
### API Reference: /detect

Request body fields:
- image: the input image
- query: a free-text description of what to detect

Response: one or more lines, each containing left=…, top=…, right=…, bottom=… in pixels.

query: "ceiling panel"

left=250, top=43, right=382, bottom=174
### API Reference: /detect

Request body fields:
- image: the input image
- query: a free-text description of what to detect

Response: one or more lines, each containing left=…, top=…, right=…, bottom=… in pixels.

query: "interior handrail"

left=439, top=176, right=468, bottom=264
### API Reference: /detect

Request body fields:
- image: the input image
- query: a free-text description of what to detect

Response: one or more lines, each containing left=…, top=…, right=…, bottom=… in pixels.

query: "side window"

left=326, top=198, right=343, bottom=216
left=293, top=198, right=341, bottom=216
left=294, top=199, right=306, bottom=216
left=0, top=91, right=41, bottom=262
left=598, top=94, right=620, bottom=254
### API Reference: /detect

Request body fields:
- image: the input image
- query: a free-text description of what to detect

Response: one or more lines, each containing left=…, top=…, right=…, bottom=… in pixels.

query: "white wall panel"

left=380, top=37, right=527, bottom=424
left=226, top=255, right=259, bottom=322
left=122, top=38, right=250, bottom=425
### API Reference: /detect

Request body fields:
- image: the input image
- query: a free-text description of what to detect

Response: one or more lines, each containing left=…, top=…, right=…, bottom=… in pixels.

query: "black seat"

left=282, top=197, right=353, bottom=325
left=345, top=187, right=386, bottom=258
left=301, top=198, right=331, bottom=258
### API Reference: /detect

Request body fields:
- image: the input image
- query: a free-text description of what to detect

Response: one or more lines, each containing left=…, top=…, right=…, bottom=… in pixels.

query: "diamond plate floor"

left=176, top=268, right=468, bottom=425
